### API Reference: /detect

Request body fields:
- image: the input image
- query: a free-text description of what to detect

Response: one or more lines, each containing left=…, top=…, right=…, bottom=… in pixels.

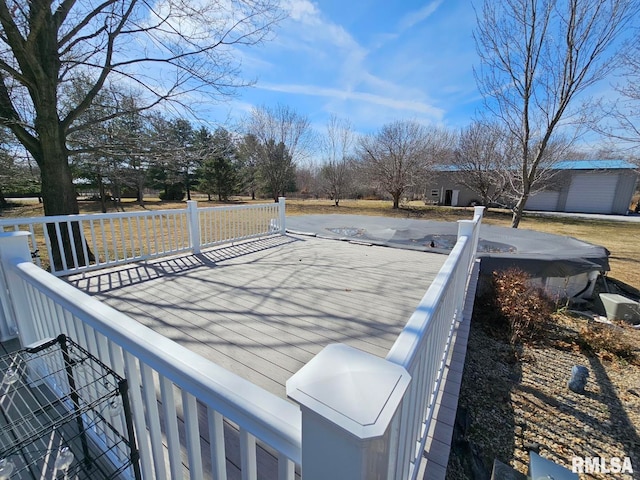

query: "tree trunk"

left=112, top=181, right=122, bottom=211
left=27, top=18, right=94, bottom=270
left=40, top=157, right=77, bottom=218
left=136, top=186, right=143, bottom=205
left=392, top=193, right=400, bottom=209
left=39, top=140, right=94, bottom=270
left=511, top=195, right=528, bottom=228
left=0, top=186, right=7, bottom=208
left=98, top=174, right=107, bottom=213
left=185, top=173, right=191, bottom=201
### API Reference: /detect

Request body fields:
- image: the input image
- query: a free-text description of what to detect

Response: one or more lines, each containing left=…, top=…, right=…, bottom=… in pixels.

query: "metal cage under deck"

left=0, top=335, right=140, bottom=480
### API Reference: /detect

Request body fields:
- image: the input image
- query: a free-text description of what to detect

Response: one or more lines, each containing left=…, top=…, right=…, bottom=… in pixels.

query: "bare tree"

left=296, top=160, right=322, bottom=199
left=452, top=121, right=512, bottom=207
left=320, top=115, right=355, bottom=206
left=246, top=104, right=313, bottom=163
left=68, top=82, right=154, bottom=211
left=110, top=95, right=150, bottom=206
left=505, top=135, right=573, bottom=207
left=475, top=0, right=639, bottom=227
left=0, top=0, right=281, bottom=267
left=359, top=120, right=454, bottom=209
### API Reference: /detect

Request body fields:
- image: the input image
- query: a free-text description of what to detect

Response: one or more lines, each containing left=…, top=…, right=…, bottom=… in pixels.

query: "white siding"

left=565, top=172, right=619, bottom=213
left=525, top=191, right=560, bottom=211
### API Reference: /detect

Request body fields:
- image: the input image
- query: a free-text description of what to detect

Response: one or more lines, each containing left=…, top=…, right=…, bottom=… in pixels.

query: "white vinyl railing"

left=0, top=235, right=300, bottom=480
left=385, top=209, right=483, bottom=480
left=0, top=199, right=285, bottom=276
left=198, top=201, right=283, bottom=249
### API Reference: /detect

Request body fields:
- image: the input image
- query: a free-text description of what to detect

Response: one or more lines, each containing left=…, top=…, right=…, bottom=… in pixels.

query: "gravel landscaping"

left=446, top=313, right=640, bottom=479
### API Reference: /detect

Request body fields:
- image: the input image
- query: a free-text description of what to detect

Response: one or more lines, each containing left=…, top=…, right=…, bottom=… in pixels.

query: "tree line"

left=0, top=99, right=635, bottom=214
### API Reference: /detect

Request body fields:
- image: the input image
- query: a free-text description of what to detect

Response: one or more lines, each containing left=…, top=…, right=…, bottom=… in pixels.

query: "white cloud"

left=257, top=82, right=444, bottom=119
left=281, top=0, right=320, bottom=22
left=274, top=0, right=363, bottom=55
left=398, top=0, right=444, bottom=32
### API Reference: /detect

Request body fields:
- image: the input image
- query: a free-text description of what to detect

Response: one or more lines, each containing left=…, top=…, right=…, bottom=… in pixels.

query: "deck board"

left=68, top=234, right=447, bottom=398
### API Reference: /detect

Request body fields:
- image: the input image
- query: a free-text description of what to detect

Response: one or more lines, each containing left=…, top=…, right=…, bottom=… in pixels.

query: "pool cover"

left=286, top=215, right=610, bottom=277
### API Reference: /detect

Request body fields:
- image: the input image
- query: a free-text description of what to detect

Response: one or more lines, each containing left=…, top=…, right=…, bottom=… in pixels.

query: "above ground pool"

left=286, top=214, right=610, bottom=299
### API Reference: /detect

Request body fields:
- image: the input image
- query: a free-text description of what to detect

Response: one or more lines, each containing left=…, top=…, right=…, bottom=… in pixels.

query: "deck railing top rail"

left=0, top=207, right=188, bottom=225
left=0, top=199, right=285, bottom=276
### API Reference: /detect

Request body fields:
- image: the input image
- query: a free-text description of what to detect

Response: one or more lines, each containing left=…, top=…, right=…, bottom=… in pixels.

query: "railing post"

left=0, top=231, right=38, bottom=345
left=457, top=220, right=478, bottom=308
left=457, top=220, right=475, bottom=243
left=187, top=200, right=201, bottom=254
left=278, top=197, right=286, bottom=235
left=472, top=206, right=485, bottom=256
left=473, top=205, right=486, bottom=222
left=287, top=344, right=410, bottom=480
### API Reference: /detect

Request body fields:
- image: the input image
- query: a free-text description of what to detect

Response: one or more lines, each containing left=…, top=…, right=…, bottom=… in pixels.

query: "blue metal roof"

left=434, top=159, right=637, bottom=172
left=553, top=159, right=637, bottom=170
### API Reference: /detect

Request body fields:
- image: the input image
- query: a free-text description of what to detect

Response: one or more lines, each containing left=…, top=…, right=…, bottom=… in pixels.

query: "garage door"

left=525, top=191, right=560, bottom=211
left=564, top=173, right=619, bottom=213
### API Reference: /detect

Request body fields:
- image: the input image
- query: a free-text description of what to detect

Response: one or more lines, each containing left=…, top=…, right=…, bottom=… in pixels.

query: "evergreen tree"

left=237, top=134, right=261, bottom=200
left=258, top=140, right=296, bottom=201
left=198, top=127, right=238, bottom=201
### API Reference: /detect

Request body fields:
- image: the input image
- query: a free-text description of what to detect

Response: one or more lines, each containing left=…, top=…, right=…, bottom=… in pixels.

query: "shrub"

left=476, top=268, right=554, bottom=344
left=578, top=322, right=638, bottom=364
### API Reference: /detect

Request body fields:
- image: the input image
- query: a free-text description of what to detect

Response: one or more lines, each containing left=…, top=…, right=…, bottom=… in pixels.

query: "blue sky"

left=205, top=0, right=482, bottom=136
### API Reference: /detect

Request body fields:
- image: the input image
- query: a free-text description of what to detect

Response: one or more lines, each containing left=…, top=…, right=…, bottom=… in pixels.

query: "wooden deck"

left=67, top=234, right=447, bottom=399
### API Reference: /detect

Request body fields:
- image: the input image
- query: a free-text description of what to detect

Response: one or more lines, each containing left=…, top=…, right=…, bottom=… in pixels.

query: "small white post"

left=186, top=200, right=201, bottom=254
left=287, top=344, right=410, bottom=480
left=278, top=197, right=286, bottom=235
left=473, top=205, right=486, bottom=222
left=0, top=231, right=38, bottom=345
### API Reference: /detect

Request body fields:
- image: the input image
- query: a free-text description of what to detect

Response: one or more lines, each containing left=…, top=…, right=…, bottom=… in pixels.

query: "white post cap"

left=287, top=343, right=410, bottom=439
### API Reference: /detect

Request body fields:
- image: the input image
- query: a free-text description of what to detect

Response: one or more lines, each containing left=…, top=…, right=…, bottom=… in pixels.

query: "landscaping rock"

left=568, top=365, right=589, bottom=393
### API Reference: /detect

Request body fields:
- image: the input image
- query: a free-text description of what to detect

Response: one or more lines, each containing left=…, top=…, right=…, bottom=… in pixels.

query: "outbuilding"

left=525, top=160, right=638, bottom=214
left=425, top=159, right=638, bottom=214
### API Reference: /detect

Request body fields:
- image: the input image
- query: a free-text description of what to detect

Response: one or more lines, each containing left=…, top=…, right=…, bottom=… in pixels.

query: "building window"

left=431, top=189, right=439, bottom=197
